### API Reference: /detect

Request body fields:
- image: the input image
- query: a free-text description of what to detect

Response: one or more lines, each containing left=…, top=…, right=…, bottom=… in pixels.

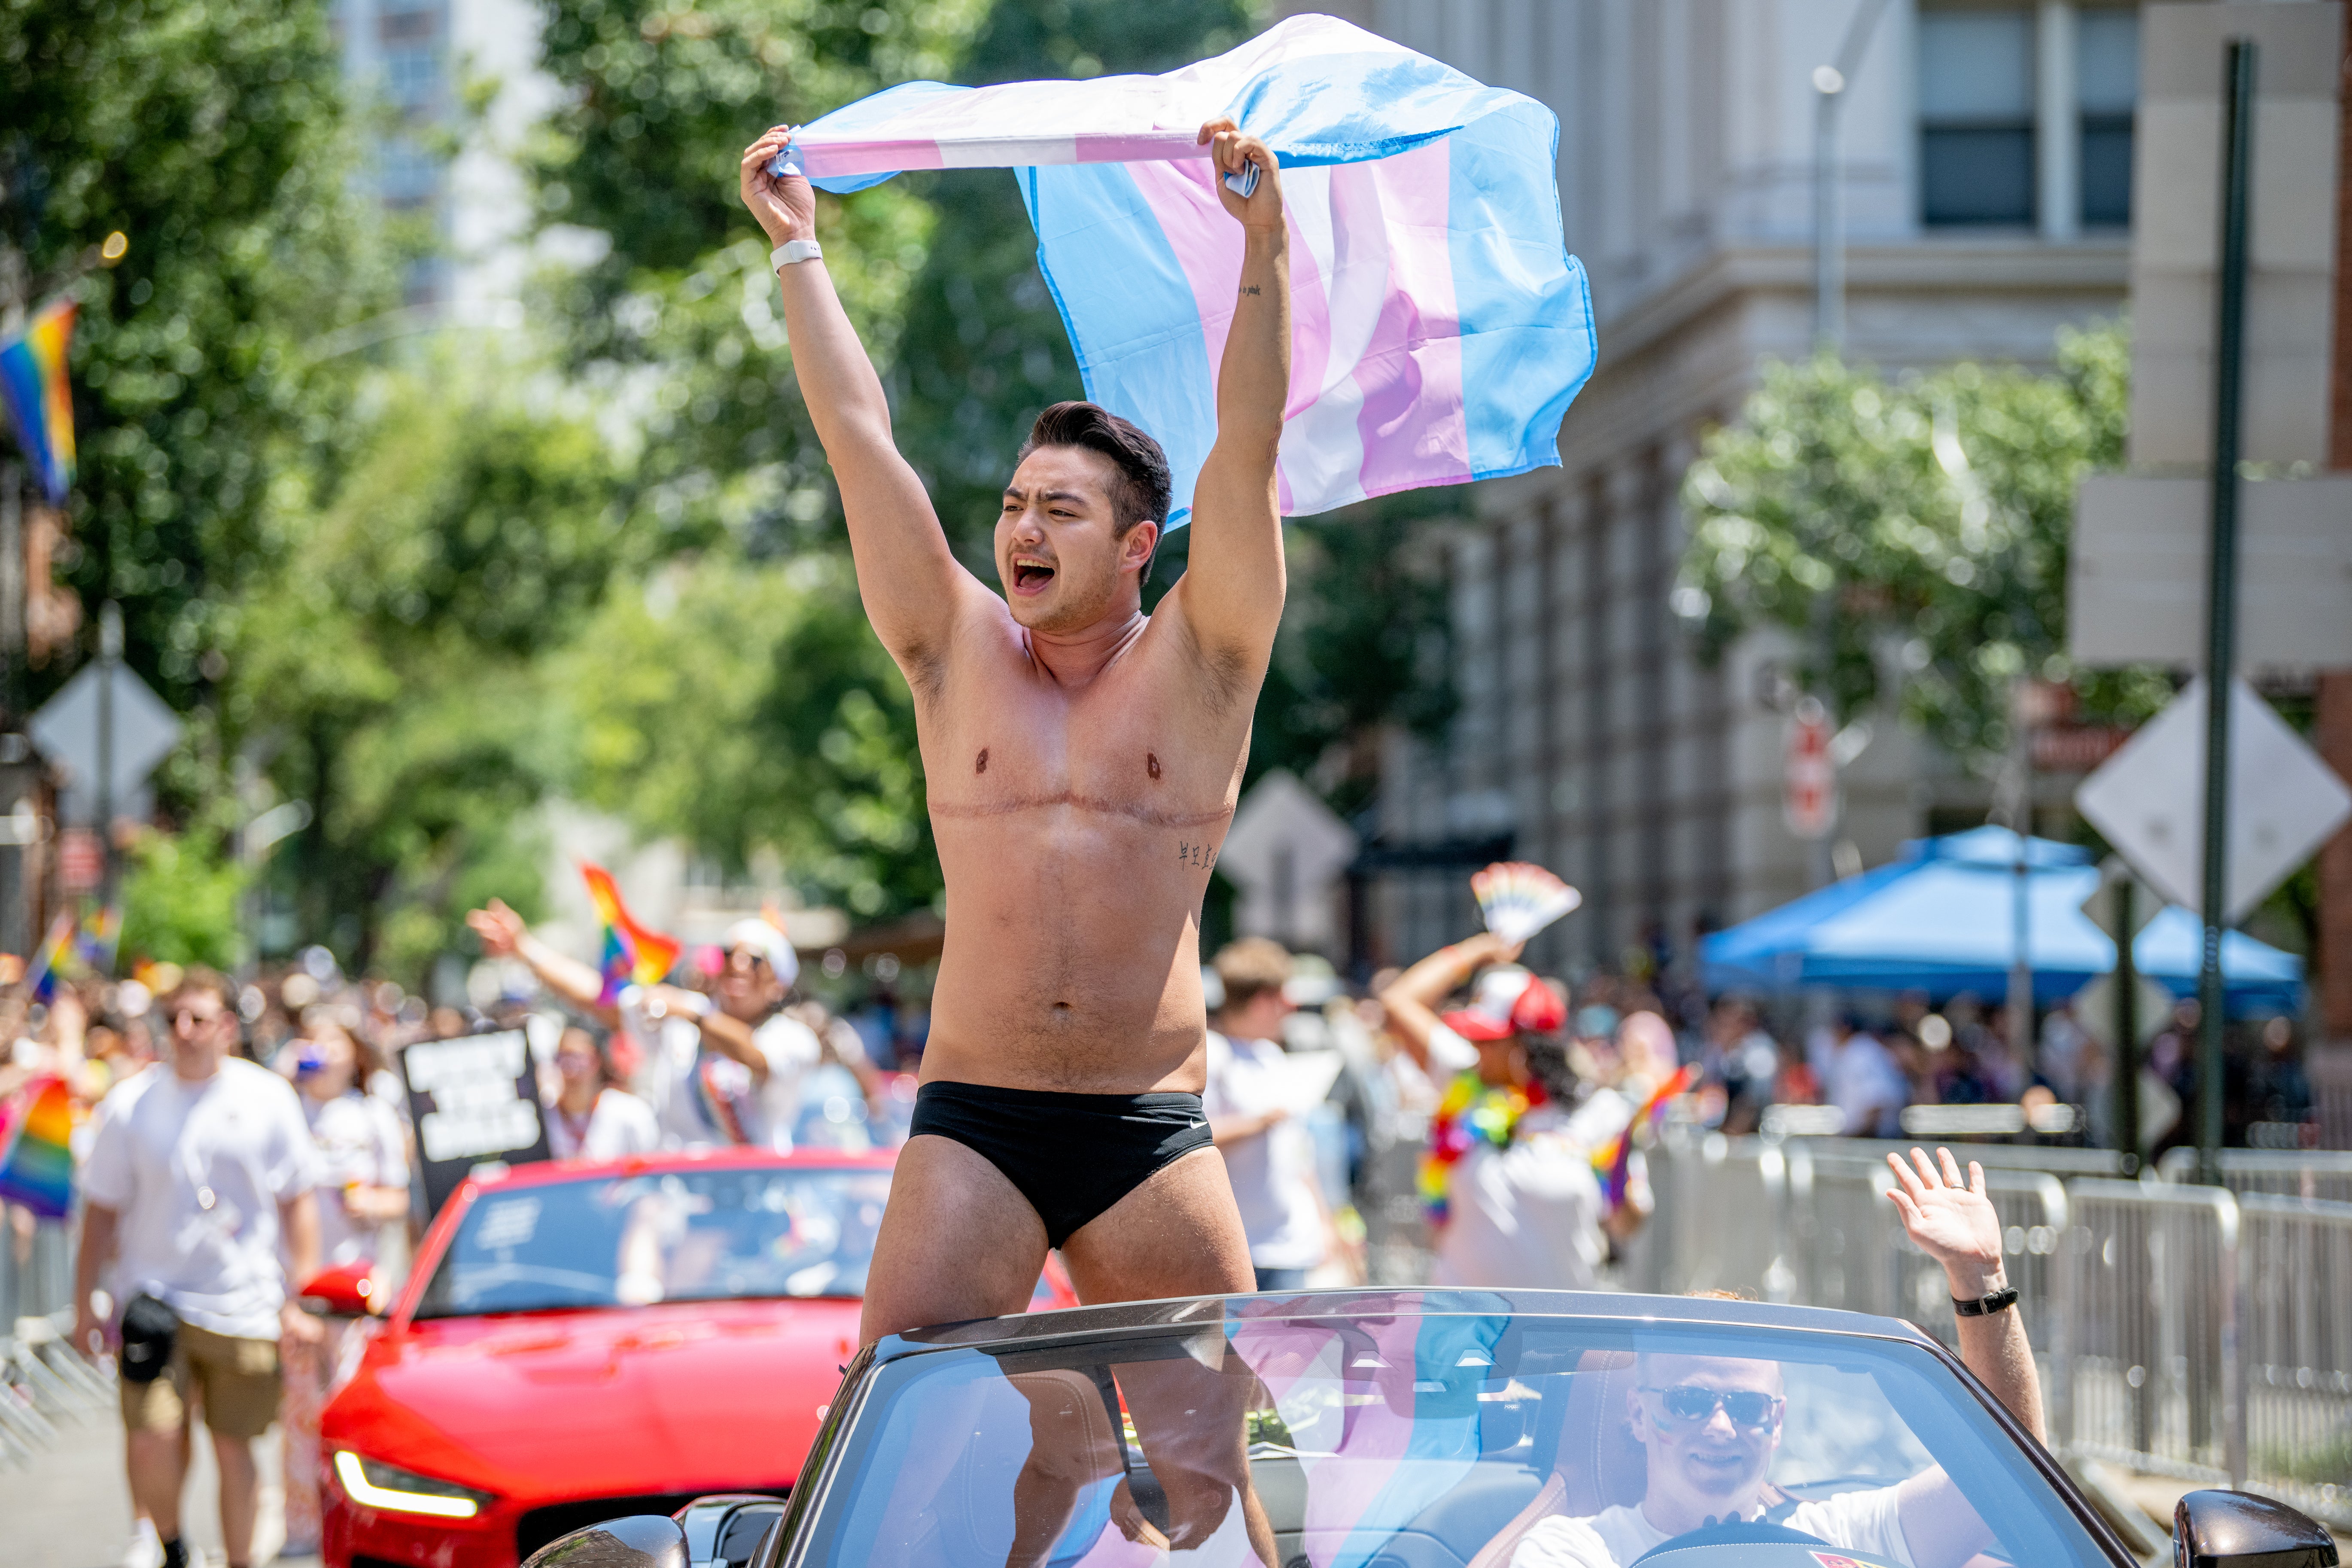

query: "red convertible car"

left=316, top=1146, right=1077, bottom=1568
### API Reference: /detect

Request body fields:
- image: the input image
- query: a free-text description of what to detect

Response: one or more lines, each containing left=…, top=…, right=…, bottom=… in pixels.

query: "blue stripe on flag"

left=1445, top=100, right=1597, bottom=484
left=1022, top=163, right=1218, bottom=528
left=1217, top=50, right=1527, bottom=167
left=805, top=80, right=971, bottom=193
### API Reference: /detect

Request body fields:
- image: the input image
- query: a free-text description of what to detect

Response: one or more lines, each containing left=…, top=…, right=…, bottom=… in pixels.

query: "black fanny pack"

left=118, top=1293, right=179, bottom=1384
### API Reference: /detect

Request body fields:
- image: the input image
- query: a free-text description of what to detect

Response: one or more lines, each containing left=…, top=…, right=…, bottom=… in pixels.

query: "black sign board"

left=401, top=1028, right=551, bottom=1216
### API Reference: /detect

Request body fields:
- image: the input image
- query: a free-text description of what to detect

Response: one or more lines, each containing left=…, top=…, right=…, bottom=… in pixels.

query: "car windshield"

left=795, top=1299, right=2111, bottom=1568
left=411, top=1166, right=890, bottom=1319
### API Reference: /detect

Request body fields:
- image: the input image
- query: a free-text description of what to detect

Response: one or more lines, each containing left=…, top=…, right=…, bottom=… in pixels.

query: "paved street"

left=1, top=1410, right=315, bottom=1568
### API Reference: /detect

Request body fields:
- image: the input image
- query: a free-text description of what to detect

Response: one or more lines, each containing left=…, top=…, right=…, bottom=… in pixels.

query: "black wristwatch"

left=1952, top=1285, right=2020, bottom=1317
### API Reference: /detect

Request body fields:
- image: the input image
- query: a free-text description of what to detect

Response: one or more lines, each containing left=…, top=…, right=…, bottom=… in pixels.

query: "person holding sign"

left=737, top=114, right=1293, bottom=1346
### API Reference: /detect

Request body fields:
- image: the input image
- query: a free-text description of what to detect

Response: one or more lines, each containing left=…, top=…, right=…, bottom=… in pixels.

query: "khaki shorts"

left=120, top=1321, right=282, bottom=1441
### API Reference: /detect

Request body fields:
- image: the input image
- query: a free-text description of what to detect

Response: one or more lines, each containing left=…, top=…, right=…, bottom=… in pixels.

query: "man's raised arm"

left=739, top=127, right=986, bottom=672
left=1171, top=120, right=1290, bottom=680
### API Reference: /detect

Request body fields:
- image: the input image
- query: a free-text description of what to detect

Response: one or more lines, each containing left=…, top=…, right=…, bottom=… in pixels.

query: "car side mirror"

left=522, top=1514, right=687, bottom=1568
left=297, top=1260, right=383, bottom=1318
left=673, top=1494, right=785, bottom=1568
left=2174, top=1489, right=2339, bottom=1568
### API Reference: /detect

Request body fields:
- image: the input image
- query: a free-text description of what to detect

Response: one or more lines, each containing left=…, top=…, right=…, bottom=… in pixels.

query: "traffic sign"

left=1783, top=697, right=1836, bottom=840
left=2075, top=677, right=2352, bottom=923
left=26, top=661, right=183, bottom=826
left=2071, top=971, right=2177, bottom=1052
left=2079, top=857, right=2157, bottom=943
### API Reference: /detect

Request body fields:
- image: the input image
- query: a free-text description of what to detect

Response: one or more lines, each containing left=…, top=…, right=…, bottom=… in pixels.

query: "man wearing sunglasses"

left=1510, top=1148, right=2045, bottom=1568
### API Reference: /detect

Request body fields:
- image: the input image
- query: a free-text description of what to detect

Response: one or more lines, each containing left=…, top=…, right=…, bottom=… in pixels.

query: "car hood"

left=325, top=1297, right=862, bottom=1501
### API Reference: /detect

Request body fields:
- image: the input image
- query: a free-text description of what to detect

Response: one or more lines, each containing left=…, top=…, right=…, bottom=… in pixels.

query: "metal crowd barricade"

left=2233, top=1194, right=2352, bottom=1526
left=2060, top=1179, right=2242, bottom=1488
left=1623, top=1127, right=1791, bottom=1300
left=0, top=1212, right=113, bottom=1468
left=2157, top=1146, right=2352, bottom=1204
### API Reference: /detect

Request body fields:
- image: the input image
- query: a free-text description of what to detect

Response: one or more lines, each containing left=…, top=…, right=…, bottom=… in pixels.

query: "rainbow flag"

left=0, top=299, right=77, bottom=505
left=76, top=905, right=121, bottom=977
left=581, top=862, right=681, bottom=1004
left=22, top=913, right=75, bottom=1005
left=1591, top=1062, right=1698, bottom=1213
left=0, top=1075, right=75, bottom=1218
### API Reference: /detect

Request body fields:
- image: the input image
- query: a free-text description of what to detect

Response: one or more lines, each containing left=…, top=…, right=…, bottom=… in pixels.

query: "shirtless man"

left=735, top=120, right=1289, bottom=1343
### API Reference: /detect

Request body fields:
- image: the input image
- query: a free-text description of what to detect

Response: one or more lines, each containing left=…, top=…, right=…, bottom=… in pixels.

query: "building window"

left=2078, top=7, right=2138, bottom=227
left=383, top=42, right=441, bottom=113
left=1918, top=7, right=2036, bottom=226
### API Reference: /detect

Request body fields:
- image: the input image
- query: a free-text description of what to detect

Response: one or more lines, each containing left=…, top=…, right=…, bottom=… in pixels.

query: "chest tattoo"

left=1147, top=752, right=1162, bottom=780
left=974, top=747, right=989, bottom=774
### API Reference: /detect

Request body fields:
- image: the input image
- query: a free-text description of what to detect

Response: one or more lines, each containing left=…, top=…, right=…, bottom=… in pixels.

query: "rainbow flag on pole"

left=785, top=12, right=1593, bottom=527
left=0, top=298, right=78, bottom=505
left=581, top=863, right=681, bottom=1005
left=0, top=1075, right=76, bottom=1218
left=23, top=913, right=75, bottom=1005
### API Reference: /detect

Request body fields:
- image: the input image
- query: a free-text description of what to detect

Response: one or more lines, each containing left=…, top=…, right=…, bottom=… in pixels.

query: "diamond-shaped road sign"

left=2079, top=857, right=2157, bottom=943
left=26, top=661, right=184, bottom=826
left=2075, top=676, right=2352, bottom=925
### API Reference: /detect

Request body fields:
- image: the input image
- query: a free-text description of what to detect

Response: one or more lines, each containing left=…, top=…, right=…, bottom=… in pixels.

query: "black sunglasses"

left=1641, top=1385, right=1783, bottom=1429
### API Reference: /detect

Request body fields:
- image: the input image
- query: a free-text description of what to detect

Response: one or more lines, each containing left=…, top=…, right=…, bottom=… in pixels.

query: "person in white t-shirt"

left=1826, top=1014, right=1908, bottom=1138
left=1200, top=939, right=1330, bottom=1291
left=1505, top=1148, right=2050, bottom=1568
left=72, top=969, right=323, bottom=1568
left=467, top=902, right=880, bottom=1150
left=545, top=1023, right=660, bottom=1161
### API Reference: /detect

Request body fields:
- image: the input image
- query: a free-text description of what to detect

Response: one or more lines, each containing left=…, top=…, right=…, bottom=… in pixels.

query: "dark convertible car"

left=521, top=1289, right=2340, bottom=1568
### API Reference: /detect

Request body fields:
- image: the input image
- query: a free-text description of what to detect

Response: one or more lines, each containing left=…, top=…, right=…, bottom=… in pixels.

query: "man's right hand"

left=740, top=125, right=816, bottom=245
left=465, top=898, right=525, bottom=959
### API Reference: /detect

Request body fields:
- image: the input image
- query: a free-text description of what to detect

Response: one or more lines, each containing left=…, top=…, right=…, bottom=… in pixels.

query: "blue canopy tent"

left=1699, top=828, right=2303, bottom=1014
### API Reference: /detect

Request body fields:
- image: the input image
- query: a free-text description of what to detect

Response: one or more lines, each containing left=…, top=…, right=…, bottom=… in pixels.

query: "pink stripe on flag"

left=1350, top=140, right=1469, bottom=497
left=1133, top=158, right=1244, bottom=409
left=800, top=141, right=946, bottom=177
left=1071, top=131, right=1212, bottom=163
left=1296, top=1311, right=1428, bottom=1567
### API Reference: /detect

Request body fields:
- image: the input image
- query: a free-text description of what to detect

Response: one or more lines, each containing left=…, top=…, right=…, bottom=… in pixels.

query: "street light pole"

left=2198, top=40, right=2257, bottom=1185
left=1812, top=0, right=1893, bottom=351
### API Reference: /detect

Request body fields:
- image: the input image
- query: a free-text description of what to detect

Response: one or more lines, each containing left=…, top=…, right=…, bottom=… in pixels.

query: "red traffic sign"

left=1783, top=697, right=1837, bottom=841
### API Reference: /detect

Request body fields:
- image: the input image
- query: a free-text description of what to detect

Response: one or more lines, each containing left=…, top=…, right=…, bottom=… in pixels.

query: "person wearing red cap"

left=1380, top=934, right=1618, bottom=1290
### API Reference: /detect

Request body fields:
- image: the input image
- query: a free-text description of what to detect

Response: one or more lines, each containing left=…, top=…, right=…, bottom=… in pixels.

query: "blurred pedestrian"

left=1378, top=934, right=1621, bottom=1288
left=1202, top=939, right=1331, bottom=1291
left=279, top=1016, right=409, bottom=1559
left=1700, top=998, right=1780, bottom=1135
left=545, top=1023, right=661, bottom=1160
left=72, top=968, right=323, bottom=1568
left=1825, top=1013, right=1907, bottom=1137
left=467, top=901, right=876, bottom=1150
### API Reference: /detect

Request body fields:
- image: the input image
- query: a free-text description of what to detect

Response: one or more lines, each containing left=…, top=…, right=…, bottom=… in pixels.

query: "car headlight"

left=332, top=1450, right=496, bottom=1519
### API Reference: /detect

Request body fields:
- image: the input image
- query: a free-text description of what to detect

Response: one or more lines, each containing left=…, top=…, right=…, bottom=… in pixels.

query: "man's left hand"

left=1198, top=118, right=1283, bottom=231
left=1885, top=1145, right=2006, bottom=1298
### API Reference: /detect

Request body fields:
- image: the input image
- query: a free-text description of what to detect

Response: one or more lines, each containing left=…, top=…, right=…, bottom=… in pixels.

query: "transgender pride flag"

left=791, top=14, right=1595, bottom=525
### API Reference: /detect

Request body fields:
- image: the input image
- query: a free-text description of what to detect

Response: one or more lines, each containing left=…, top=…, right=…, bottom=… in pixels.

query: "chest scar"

left=975, top=748, right=989, bottom=774
left=1147, top=752, right=1161, bottom=779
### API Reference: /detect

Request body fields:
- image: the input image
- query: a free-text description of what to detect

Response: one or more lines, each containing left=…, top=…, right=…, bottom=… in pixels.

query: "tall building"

left=1305, top=1, right=2142, bottom=977
left=330, top=0, right=552, bottom=312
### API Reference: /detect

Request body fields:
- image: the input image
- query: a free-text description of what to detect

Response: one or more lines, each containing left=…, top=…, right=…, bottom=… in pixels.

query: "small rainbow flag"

left=23, top=913, right=75, bottom=1005
left=581, top=862, right=681, bottom=1005
left=0, top=298, right=77, bottom=505
left=0, top=1075, right=76, bottom=1218
left=76, top=905, right=121, bottom=977
left=1591, top=1062, right=1698, bottom=1213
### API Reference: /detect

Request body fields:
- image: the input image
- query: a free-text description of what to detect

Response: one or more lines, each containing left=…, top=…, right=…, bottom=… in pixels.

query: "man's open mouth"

left=1012, top=560, right=1056, bottom=592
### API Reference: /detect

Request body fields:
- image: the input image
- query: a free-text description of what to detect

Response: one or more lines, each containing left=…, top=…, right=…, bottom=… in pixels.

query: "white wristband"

left=772, top=238, right=822, bottom=270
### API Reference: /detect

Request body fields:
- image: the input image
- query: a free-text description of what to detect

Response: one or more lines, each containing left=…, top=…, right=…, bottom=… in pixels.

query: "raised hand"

left=1198, top=117, right=1284, bottom=231
left=740, top=124, right=817, bottom=245
left=1885, top=1145, right=2006, bottom=1297
left=464, top=898, right=525, bottom=960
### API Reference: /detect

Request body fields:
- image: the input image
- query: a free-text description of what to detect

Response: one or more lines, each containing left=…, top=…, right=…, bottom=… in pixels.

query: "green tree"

left=558, top=550, right=932, bottom=916
left=117, top=826, right=246, bottom=971
left=0, top=0, right=394, bottom=707
left=218, top=365, right=631, bottom=974
left=1677, top=323, right=2166, bottom=772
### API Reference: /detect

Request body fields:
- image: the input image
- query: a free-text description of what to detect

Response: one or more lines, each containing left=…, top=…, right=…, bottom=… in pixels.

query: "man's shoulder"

left=97, top=1062, right=165, bottom=1111
left=1514, top=1507, right=1630, bottom=1568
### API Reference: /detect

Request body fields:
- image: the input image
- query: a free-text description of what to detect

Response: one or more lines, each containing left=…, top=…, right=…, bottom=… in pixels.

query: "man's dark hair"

left=1017, top=401, right=1172, bottom=536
